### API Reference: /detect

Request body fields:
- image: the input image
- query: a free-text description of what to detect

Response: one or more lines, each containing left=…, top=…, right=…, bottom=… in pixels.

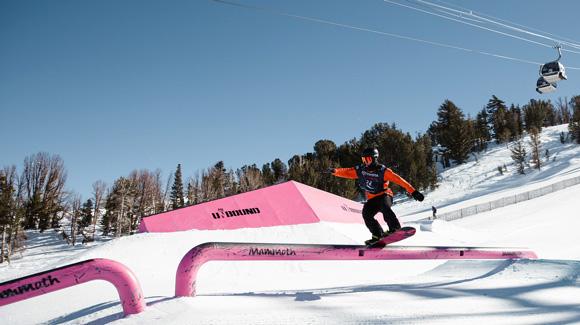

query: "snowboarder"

left=327, top=148, right=424, bottom=245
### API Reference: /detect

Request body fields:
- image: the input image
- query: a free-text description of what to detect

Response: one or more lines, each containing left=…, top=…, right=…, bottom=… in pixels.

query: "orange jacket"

left=332, top=166, right=415, bottom=200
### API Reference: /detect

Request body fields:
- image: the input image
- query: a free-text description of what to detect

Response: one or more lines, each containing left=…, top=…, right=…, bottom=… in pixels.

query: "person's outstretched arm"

left=384, top=168, right=424, bottom=201
left=328, top=167, right=358, bottom=179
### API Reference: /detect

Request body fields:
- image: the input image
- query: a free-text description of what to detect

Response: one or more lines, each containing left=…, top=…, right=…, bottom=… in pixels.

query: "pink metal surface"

left=0, top=258, right=145, bottom=315
left=139, top=181, right=364, bottom=233
left=175, top=242, right=538, bottom=297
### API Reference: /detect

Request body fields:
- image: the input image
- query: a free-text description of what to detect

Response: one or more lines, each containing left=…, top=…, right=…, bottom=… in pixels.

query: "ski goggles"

left=361, top=156, right=373, bottom=165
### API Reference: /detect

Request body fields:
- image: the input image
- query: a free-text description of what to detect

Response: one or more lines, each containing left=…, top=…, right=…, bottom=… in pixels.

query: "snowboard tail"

left=367, top=226, right=416, bottom=248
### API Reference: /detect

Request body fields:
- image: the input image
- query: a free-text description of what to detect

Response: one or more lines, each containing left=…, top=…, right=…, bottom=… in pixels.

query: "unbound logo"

left=211, top=207, right=261, bottom=219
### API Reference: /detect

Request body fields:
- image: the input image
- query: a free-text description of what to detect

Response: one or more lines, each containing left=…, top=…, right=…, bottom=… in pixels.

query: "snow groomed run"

left=0, top=241, right=536, bottom=318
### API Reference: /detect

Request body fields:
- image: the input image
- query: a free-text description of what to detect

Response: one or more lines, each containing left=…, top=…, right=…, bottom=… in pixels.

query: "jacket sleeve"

left=332, top=167, right=358, bottom=179
left=384, top=168, right=415, bottom=193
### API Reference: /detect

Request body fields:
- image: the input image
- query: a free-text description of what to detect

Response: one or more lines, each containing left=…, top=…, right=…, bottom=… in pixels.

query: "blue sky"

left=2, top=0, right=580, bottom=198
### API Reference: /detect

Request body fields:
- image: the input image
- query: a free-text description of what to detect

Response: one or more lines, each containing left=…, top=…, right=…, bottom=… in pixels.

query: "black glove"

left=324, top=168, right=336, bottom=175
left=411, top=190, right=424, bottom=202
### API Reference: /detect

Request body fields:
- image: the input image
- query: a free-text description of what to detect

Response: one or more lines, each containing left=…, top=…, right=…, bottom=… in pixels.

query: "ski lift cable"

left=213, top=0, right=477, bottom=52
left=411, top=0, right=580, bottom=51
left=418, top=0, right=580, bottom=46
left=395, top=0, right=580, bottom=53
left=212, top=0, right=580, bottom=70
left=415, top=0, right=580, bottom=51
left=424, top=0, right=580, bottom=49
left=383, top=0, right=580, bottom=55
left=411, top=0, right=580, bottom=52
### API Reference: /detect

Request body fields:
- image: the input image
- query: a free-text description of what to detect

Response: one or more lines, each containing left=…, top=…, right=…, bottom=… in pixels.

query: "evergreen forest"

left=2, top=94, right=580, bottom=263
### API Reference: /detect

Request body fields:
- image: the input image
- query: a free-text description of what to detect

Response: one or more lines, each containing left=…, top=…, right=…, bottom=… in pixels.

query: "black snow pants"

left=362, top=194, right=401, bottom=237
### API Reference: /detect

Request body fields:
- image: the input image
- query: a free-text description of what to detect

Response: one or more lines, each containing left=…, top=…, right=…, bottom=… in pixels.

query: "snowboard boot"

left=364, top=234, right=382, bottom=246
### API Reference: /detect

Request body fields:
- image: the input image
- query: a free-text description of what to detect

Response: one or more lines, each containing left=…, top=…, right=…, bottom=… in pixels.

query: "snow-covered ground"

left=395, top=124, right=580, bottom=219
left=1, top=125, right=579, bottom=324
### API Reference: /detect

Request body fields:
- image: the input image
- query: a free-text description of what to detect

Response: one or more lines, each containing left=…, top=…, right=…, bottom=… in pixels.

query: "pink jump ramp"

left=138, top=181, right=366, bottom=232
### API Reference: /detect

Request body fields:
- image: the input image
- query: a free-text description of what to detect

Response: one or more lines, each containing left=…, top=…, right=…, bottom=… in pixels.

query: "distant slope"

left=395, top=124, right=580, bottom=220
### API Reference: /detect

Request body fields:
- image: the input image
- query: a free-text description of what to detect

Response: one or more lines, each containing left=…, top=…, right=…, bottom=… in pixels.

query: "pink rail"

left=0, top=258, right=145, bottom=315
left=175, top=242, right=537, bottom=297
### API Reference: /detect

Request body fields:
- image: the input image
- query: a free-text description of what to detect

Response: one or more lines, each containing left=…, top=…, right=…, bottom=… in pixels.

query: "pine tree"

left=261, top=163, right=275, bottom=186
left=510, top=139, right=527, bottom=174
left=170, top=164, right=185, bottom=209
left=544, top=102, right=557, bottom=127
left=474, top=108, right=491, bottom=151
left=336, top=138, right=360, bottom=167
left=113, top=177, right=133, bottom=237
left=288, top=155, right=307, bottom=184
left=313, top=140, right=338, bottom=193
left=101, top=183, right=119, bottom=236
left=197, top=161, right=229, bottom=202
left=78, top=199, right=93, bottom=241
left=486, top=95, right=509, bottom=143
left=270, top=159, right=288, bottom=183
left=314, top=140, right=337, bottom=158
left=335, top=140, right=361, bottom=199
left=506, top=104, right=523, bottom=140
left=411, top=134, right=438, bottom=190
left=101, top=192, right=114, bottom=236
left=100, top=176, right=139, bottom=237
left=435, top=100, right=472, bottom=164
left=211, top=161, right=227, bottom=199
left=25, top=193, right=43, bottom=230
left=360, top=123, right=407, bottom=172
left=523, top=99, right=549, bottom=132
left=79, top=199, right=93, bottom=229
left=426, top=121, right=439, bottom=147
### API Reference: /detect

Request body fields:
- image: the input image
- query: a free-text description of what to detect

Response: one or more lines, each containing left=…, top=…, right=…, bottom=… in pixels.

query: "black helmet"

left=361, top=148, right=379, bottom=166
left=361, top=148, right=379, bottom=158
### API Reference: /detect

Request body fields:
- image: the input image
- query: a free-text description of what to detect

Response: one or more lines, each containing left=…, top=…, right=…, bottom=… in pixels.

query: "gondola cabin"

left=540, top=61, right=567, bottom=83
left=536, top=76, right=557, bottom=94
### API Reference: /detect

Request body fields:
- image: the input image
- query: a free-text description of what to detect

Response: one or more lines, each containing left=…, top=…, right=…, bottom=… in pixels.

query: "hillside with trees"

left=1, top=94, right=579, bottom=262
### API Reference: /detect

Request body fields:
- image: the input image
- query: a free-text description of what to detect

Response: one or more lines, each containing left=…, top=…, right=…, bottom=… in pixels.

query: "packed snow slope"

left=397, top=124, right=580, bottom=219
left=1, top=125, right=580, bottom=324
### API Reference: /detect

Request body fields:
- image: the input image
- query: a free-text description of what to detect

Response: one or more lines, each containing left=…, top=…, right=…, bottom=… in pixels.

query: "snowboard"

left=366, top=226, right=416, bottom=248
